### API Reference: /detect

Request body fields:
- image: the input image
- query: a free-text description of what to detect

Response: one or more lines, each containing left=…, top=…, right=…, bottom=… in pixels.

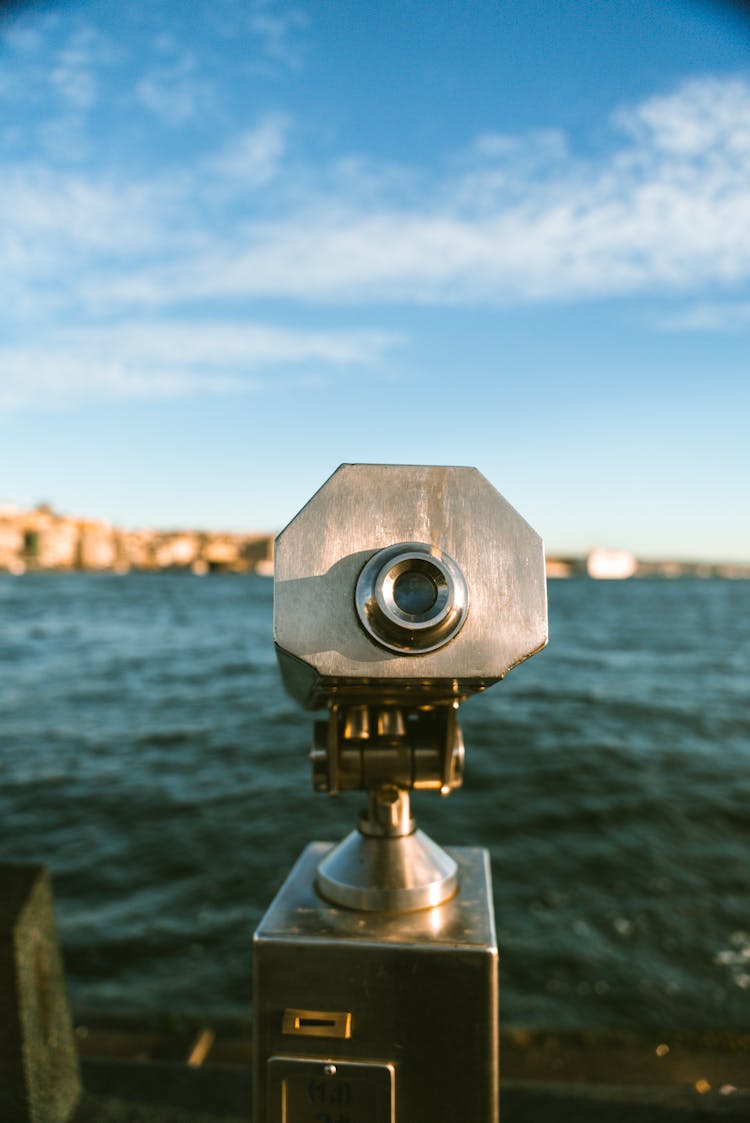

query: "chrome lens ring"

left=355, top=541, right=469, bottom=654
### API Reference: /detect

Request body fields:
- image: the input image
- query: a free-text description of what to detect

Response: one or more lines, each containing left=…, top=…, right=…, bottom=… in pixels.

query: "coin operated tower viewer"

left=253, top=464, right=547, bottom=1123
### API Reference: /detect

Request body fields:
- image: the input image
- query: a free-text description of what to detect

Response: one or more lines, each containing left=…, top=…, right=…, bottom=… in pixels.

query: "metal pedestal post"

left=253, top=844, right=498, bottom=1123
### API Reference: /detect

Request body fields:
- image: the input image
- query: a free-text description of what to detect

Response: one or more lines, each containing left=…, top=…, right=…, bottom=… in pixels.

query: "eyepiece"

left=355, top=542, right=469, bottom=654
left=392, top=569, right=438, bottom=615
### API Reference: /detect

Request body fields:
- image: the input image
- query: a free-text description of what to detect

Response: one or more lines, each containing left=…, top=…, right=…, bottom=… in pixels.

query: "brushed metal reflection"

left=254, top=844, right=499, bottom=1123
left=274, top=464, right=547, bottom=708
left=267, top=1055, right=395, bottom=1123
left=315, top=828, right=459, bottom=912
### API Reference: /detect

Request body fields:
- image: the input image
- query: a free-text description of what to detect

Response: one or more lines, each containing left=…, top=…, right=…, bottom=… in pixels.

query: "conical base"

left=316, top=828, right=458, bottom=913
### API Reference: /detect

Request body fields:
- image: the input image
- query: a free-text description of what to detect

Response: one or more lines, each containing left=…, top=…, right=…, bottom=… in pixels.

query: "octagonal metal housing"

left=274, top=464, right=547, bottom=709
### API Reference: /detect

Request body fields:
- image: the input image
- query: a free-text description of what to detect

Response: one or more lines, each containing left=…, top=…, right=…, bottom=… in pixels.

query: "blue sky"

left=1, top=0, right=749, bottom=560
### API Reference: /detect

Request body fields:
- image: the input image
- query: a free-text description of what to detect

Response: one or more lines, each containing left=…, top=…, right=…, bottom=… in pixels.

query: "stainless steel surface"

left=316, top=786, right=458, bottom=912
left=266, top=1055, right=395, bottom=1123
left=358, top=787, right=413, bottom=838
left=255, top=465, right=544, bottom=1121
left=257, top=842, right=496, bottom=947
left=274, top=463, right=547, bottom=709
left=253, top=844, right=499, bottom=1123
left=375, top=709, right=405, bottom=738
left=342, top=704, right=371, bottom=741
left=316, top=825, right=459, bottom=912
left=273, top=465, right=545, bottom=918
left=311, top=704, right=464, bottom=795
left=355, top=541, right=469, bottom=654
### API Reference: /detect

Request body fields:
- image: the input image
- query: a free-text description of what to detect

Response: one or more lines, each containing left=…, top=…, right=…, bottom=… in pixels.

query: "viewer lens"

left=355, top=541, right=469, bottom=654
left=392, top=569, right=438, bottom=616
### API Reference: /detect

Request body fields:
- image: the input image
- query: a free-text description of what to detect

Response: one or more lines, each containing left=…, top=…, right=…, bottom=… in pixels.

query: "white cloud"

left=23, top=73, right=746, bottom=317
left=659, top=301, right=750, bottom=331
left=49, top=26, right=108, bottom=110
left=0, top=18, right=113, bottom=122
left=135, top=54, right=212, bottom=125
left=0, top=321, right=402, bottom=410
left=616, top=76, right=750, bottom=156
left=60, top=321, right=401, bottom=367
left=207, top=115, right=289, bottom=187
left=246, top=0, right=308, bottom=71
left=0, top=357, right=247, bottom=411
left=0, top=164, right=177, bottom=304
left=6, top=16, right=748, bottom=324
left=4, top=70, right=750, bottom=418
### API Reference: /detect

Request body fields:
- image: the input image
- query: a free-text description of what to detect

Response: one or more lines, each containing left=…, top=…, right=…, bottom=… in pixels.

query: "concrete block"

left=0, top=864, right=81, bottom=1122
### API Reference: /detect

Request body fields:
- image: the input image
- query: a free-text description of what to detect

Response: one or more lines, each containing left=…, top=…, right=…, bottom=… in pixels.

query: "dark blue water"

left=1, top=573, right=748, bottom=1029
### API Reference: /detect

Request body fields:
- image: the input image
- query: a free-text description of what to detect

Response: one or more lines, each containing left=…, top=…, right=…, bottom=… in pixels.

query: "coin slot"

left=282, top=1008, right=352, bottom=1039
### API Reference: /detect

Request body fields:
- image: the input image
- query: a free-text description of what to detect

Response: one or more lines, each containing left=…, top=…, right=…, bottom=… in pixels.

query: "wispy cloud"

left=0, top=357, right=247, bottom=412
left=0, top=322, right=401, bottom=410
left=615, top=75, right=750, bottom=156
left=4, top=62, right=750, bottom=412
left=0, top=16, right=113, bottom=125
left=659, top=300, right=750, bottom=331
left=206, top=115, right=290, bottom=188
left=10, top=74, right=748, bottom=317
left=246, top=0, right=308, bottom=71
left=135, top=54, right=214, bottom=126
left=59, top=321, right=401, bottom=367
left=184, top=76, right=749, bottom=306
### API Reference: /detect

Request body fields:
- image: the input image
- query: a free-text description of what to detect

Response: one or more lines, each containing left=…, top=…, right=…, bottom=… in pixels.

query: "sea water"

left=0, top=572, right=748, bottom=1029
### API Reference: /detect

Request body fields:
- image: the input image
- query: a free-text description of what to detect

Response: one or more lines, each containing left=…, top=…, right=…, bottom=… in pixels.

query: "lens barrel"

left=355, top=542, right=469, bottom=654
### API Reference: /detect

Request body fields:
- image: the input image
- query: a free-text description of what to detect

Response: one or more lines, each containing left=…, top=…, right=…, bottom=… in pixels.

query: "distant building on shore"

left=0, top=504, right=273, bottom=575
left=586, top=548, right=638, bottom=580
left=543, top=548, right=750, bottom=580
left=1, top=503, right=748, bottom=579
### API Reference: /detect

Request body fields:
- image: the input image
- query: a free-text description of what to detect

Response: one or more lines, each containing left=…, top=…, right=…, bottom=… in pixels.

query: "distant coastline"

left=0, top=503, right=747, bottom=579
left=0, top=503, right=273, bottom=576
left=547, top=550, right=750, bottom=580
